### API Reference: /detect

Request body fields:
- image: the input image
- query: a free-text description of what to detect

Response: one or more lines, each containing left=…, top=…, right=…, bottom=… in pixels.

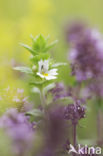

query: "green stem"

left=40, top=88, right=46, bottom=110
left=73, top=124, right=77, bottom=148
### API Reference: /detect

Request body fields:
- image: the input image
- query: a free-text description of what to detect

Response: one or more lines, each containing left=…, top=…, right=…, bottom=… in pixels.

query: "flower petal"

left=48, top=69, right=58, bottom=76
left=45, top=75, right=57, bottom=80
left=37, top=72, right=45, bottom=78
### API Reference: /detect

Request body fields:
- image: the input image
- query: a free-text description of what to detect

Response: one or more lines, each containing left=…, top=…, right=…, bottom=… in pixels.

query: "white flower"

left=37, top=60, right=58, bottom=80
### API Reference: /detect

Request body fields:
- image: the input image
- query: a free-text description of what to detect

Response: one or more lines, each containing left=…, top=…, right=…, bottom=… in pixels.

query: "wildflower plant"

left=14, top=34, right=66, bottom=110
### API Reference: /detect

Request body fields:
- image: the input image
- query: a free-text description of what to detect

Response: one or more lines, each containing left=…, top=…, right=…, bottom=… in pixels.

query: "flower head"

left=64, top=101, right=86, bottom=124
left=37, top=60, right=58, bottom=80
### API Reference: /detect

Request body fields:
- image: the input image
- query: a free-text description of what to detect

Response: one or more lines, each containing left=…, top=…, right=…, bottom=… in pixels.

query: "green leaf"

left=52, top=62, right=67, bottom=68
left=30, top=79, right=54, bottom=89
left=26, top=109, right=43, bottom=117
left=32, top=34, right=47, bottom=52
left=14, top=66, right=33, bottom=74
left=55, top=97, right=74, bottom=104
left=31, top=34, right=58, bottom=53
left=43, top=83, right=56, bottom=94
left=30, top=53, right=50, bottom=63
left=20, top=35, right=58, bottom=56
left=20, top=43, right=37, bottom=55
left=45, top=40, right=58, bottom=51
left=32, top=87, right=40, bottom=94
left=30, top=81, right=46, bottom=88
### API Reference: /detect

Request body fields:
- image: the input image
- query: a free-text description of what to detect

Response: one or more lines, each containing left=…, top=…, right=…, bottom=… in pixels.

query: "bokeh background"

left=0, top=0, right=103, bottom=144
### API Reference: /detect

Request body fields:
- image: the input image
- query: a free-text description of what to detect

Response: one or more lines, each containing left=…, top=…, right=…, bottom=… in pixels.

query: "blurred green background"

left=0, top=0, right=103, bottom=142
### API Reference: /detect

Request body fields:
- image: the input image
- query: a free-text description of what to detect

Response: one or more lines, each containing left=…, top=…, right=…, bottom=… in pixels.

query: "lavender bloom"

left=64, top=101, right=86, bottom=124
left=0, top=108, right=35, bottom=156
left=67, top=22, right=103, bottom=82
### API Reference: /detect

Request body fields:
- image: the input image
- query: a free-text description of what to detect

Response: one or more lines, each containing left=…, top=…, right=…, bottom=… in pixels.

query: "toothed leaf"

left=14, top=66, right=33, bottom=74
left=20, top=43, right=37, bottom=55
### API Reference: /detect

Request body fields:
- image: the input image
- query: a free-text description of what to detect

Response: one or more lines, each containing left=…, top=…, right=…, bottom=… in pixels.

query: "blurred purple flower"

left=50, top=83, right=88, bottom=105
left=49, top=83, right=68, bottom=101
left=0, top=108, right=35, bottom=156
left=65, top=20, right=87, bottom=43
left=66, top=21, right=103, bottom=82
left=38, top=105, right=68, bottom=156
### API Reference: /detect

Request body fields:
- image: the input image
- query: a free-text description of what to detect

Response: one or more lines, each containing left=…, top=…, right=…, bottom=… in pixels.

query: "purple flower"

left=65, top=20, right=87, bottom=43
left=64, top=101, right=86, bottom=124
left=67, top=21, right=103, bottom=82
left=50, top=83, right=88, bottom=105
left=0, top=108, right=35, bottom=156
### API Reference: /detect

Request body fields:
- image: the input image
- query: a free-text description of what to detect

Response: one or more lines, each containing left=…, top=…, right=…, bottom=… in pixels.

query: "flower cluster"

left=67, top=22, right=103, bottom=82
left=64, top=101, right=86, bottom=124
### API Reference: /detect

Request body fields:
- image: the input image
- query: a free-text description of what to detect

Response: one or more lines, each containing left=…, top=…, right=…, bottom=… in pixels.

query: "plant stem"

left=40, top=88, right=46, bottom=110
left=72, top=124, right=77, bottom=156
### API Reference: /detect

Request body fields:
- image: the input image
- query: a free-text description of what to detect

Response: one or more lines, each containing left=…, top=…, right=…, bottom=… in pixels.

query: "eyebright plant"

left=14, top=34, right=66, bottom=109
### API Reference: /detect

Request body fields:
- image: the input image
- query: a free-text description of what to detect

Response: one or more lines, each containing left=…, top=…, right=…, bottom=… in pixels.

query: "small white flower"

left=37, top=60, right=58, bottom=80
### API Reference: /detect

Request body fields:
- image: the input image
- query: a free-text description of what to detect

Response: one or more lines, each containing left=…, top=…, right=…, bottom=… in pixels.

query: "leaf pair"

left=20, top=34, right=58, bottom=56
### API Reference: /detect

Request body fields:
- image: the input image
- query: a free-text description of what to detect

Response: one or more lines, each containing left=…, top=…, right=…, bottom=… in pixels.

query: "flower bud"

left=32, top=65, right=37, bottom=72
